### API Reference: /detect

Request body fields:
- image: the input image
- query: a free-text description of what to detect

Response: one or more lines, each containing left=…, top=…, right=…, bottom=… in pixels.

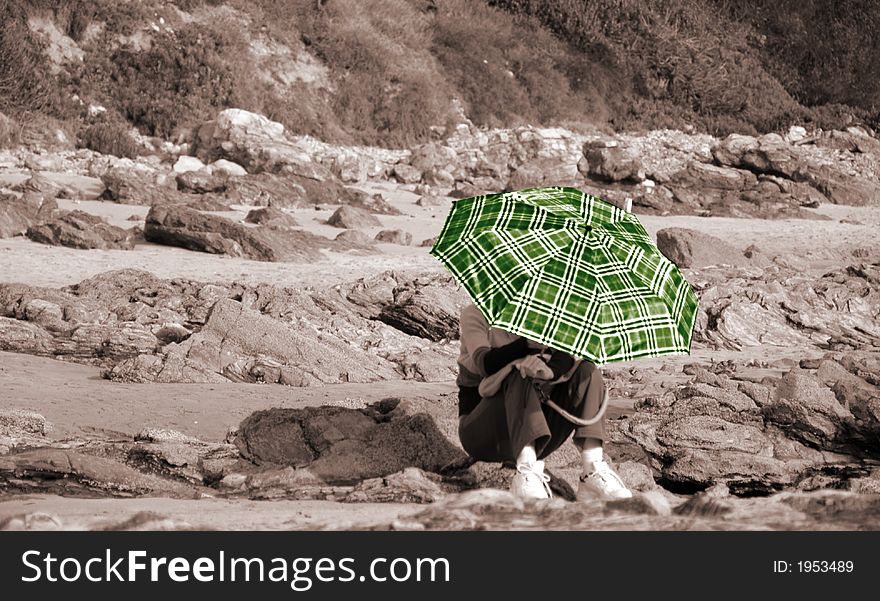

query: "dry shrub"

left=298, top=0, right=453, bottom=145
left=0, top=113, right=21, bottom=148
left=85, top=24, right=241, bottom=138
left=78, top=121, right=140, bottom=158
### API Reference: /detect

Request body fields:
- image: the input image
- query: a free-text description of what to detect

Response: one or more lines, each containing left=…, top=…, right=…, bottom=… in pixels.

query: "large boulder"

left=583, top=141, right=645, bottom=182
left=374, top=273, right=466, bottom=341
left=655, top=228, right=748, bottom=268
left=194, top=109, right=329, bottom=180
left=0, top=193, right=57, bottom=238
left=392, top=163, right=422, bottom=184
left=234, top=399, right=466, bottom=482
left=712, top=133, right=808, bottom=179
left=100, top=167, right=181, bottom=205
left=409, top=143, right=457, bottom=173
left=144, top=203, right=325, bottom=262
left=176, top=170, right=228, bottom=194
left=243, top=206, right=299, bottom=228
left=27, top=210, right=136, bottom=250
left=506, top=158, right=580, bottom=191
left=673, top=161, right=757, bottom=191
left=808, top=167, right=880, bottom=206
left=374, top=229, right=412, bottom=246
left=327, top=205, right=381, bottom=229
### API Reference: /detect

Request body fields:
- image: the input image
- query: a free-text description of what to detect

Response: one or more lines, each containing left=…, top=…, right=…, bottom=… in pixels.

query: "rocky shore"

left=2, top=108, right=880, bottom=530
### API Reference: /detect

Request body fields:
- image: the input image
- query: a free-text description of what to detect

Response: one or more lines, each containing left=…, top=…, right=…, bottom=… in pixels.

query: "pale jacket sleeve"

left=459, top=303, right=491, bottom=378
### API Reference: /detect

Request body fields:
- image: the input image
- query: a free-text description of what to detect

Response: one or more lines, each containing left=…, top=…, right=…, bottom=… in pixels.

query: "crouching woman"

left=456, top=302, right=632, bottom=501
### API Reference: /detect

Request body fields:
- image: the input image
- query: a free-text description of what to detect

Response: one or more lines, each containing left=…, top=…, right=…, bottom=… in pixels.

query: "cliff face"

left=1, top=0, right=877, bottom=152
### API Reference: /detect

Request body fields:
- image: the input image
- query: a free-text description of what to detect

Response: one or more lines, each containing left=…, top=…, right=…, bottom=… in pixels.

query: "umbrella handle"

left=533, top=381, right=608, bottom=426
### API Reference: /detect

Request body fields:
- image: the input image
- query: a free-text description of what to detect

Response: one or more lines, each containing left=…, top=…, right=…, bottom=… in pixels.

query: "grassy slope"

left=0, top=0, right=877, bottom=150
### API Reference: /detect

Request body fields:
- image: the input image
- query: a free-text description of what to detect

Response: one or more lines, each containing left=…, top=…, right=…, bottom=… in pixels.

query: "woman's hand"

left=515, top=354, right=554, bottom=380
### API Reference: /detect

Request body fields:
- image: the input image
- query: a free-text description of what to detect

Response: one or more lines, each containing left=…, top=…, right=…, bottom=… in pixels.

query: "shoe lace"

left=588, top=461, right=627, bottom=490
left=518, top=463, right=552, bottom=498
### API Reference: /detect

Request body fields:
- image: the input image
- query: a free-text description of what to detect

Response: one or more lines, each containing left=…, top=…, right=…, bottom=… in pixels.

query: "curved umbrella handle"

left=533, top=382, right=608, bottom=426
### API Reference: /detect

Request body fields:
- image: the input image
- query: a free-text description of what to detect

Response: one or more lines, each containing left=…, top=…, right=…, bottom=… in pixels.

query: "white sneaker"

left=577, top=460, right=633, bottom=501
left=510, top=460, right=552, bottom=500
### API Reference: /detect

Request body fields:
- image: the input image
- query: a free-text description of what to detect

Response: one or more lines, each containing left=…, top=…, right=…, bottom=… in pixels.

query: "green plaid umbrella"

left=430, top=186, right=698, bottom=365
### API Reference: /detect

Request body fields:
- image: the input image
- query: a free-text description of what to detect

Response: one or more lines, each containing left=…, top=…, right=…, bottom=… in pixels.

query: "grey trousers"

left=458, top=362, right=606, bottom=463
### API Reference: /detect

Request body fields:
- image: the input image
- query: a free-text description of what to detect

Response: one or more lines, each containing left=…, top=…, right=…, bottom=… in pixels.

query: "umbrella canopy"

left=430, top=186, right=698, bottom=365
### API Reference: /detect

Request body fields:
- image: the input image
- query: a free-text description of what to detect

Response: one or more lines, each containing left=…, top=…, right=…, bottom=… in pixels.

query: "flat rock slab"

left=0, top=448, right=201, bottom=498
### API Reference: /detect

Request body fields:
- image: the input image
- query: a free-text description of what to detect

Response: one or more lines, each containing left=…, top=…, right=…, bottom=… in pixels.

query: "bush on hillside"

left=0, top=113, right=21, bottom=148
left=488, top=0, right=808, bottom=134
left=77, top=120, right=140, bottom=158
left=83, top=24, right=242, bottom=138
left=291, top=0, right=454, bottom=145
left=0, top=3, right=64, bottom=116
left=715, top=0, right=880, bottom=119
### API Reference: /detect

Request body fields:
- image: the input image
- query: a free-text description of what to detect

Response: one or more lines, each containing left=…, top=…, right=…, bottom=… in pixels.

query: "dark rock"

left=374, top=229, right=412, bottom=245
left=333, top=229, right=375, bottom=249
left=244, top=206, right=299, bottom=228
left=327, top=205, right=381, bottom=229
left=376, top=273, right=464, bottom=340
left=656, top=228, right=749, bottom=268
left=235, top=402, right=466, bottom=483
left=347, top=191, right=401, bottom=215
left=416, top=194, right=446, bottom=207
left=27, top=210, right=136, bottom=250
left=144, top=203, right=325, bottom=262
left=176, top=170, right=228, bottom=194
